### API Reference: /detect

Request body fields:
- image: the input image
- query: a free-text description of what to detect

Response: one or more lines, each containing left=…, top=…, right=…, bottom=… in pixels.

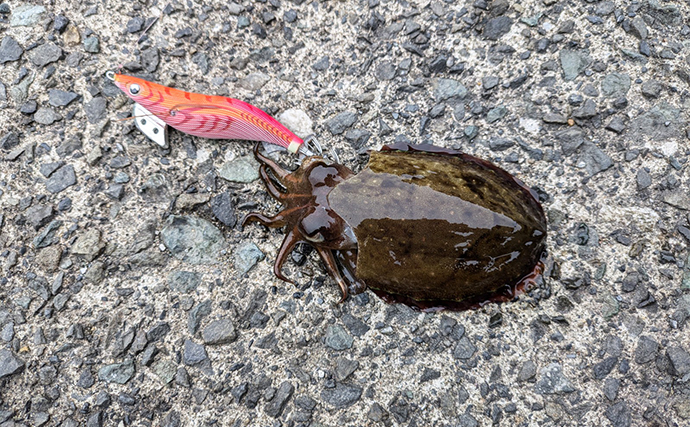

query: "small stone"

left=560, top=50, right=591, bottom=81
left=605, top=402, right=631, bottom=427
left=71, top=229, right=105, bottom=261
left=321, top=383, right=362, bottom=408
left=9, top=5, right=46, bottom=27
left=45, top=165, right=76, bottom=194
left=211, top=192, right=236, bottom=227
left=420, top=368, right=441, bottom=383
left=517, top=360, right=537, bottom=382
left=535, top=363, right=575, bottom=394
left=48, top=89, right=79, bottom=107
left=188, top=300, right=212, bottom=335
left=202, top=318, right=237, bottom=345
left=312, top=56, right=330, bottom=71
left=238, top=72, right=270, bottom=91
left=146, top=322, right=170, bottom=342
left=63, top=24, right=81, bottom=46
left=104, top=184, right=124, bottom=200
left=606, top=117, right=625, bottom=134
left=161, top=215, right=226, bottom=265
left=168, top=271, right=202, bottom=293
left=375, top=61, right=396, bottom=80
left=641, top=80, right=662, bottom=99
left=326, top=111, right=358, bottom=135
left=26, top=204, right=55, bottom=230
left=489, top=137, right=514, bottom=151
left=593, top=357, right=618, bottom=379
left=30, top=43, right=62, bottom=67
left=434, top=78, right=468, bottom=101
left=486, top=106, right=507, bottom=123
left=77, top=370, right=95, bottom=388
left=629, top=17, right=648, bottom=39
left=140, top=174, right=170, bottom=203
left=218, top=156, right=259, bottom=183
left=183, top=339, right=208, bottom=366
left=603, top=378, right=619, bottom=401
left=98, top=360, right=135, bottom=384
left=483, top=16, right=512, bottom=40
left=0, top=349, right=24, bottom=379
left=34, top=107, right=62, bottom=125
left=277, top=108, right=313, bottom=138
left=264, top=381, right=294, bottom=417
left=634, top=336, right=658, bottom=364
left=453, top=336, right=476, bottom=359
left=0, top=131, right=19, bottom=150
left=573, top=99, right=597, bottom=119
left=53, top=15, right=69, bottom=32
left=636, top=169, right=652, bottom=190
left=84, top=97, right=107, bottom=124
left=0, top=36, right=23, bottom=63
left=33, top=220, right=62, bottom=248
left=83, top=36, right=100, bottom=53
left=325, top=325, right=353, bottom=350
left=175, top=193, right=210, bottom=210
left=666, top=346, right=690, bottom=377
left=335, top=358, right=359, bottom=381
left=126, top=17, right=144, bottom=33
left=233, top=241, right=265, bottom=275
left=601, top=73, right=631, bottom=98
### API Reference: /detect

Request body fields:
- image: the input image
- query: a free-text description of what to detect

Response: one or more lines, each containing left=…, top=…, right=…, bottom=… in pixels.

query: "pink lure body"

left=112, top=73, right=304, bottom=153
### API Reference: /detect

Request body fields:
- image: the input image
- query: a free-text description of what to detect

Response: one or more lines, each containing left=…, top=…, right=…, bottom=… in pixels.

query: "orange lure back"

left=110, top=72, right=305, bottom=153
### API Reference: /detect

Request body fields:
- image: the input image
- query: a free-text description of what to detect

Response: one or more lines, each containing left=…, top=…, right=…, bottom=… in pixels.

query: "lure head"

left=109, top=72, right=153, bottom=106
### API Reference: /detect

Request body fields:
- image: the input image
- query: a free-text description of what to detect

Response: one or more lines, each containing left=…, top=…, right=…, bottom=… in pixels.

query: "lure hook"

left=105, top=70, right=115, bottom=81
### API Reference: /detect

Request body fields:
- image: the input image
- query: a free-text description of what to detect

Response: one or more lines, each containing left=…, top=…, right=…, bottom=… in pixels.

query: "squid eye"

left=129, top=84, right=141, bottom=95
left=305, top=232, right=325, bottom=243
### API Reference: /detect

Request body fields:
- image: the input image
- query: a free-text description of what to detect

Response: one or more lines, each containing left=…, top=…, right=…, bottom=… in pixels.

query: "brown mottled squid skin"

left=243, top=142, right=547, bottom=311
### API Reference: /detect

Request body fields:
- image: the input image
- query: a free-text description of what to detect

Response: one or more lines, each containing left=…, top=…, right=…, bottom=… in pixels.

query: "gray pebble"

left=48, top=89, right=79, bottom=107
left=482, top=76, right=499, bottom=90
left=636, top=169, right=652, bottom=190
left=603, top=378, right=620, bottom=401
left=30, top=43, right=62, bottom=67
left=535, top=363, right=575, bottom=394
left=53, top=15, right=69, bottom=32
left=629, top=17, right=648, bottom=39
left=34, top=107, right=62, bottom=125
left=434, top=78, right=468, bottom=101
left=641, top=80, right=662, bottom=98
left=84, top=97, right=107, bottom=123
left=168, top=271, right=202, bottom=293
left=0, top=131, right=19, bottom=150
left=483, top=16, right=512, bottom=40
left=183, top=339, right=208, bottom=366
left=325, top=325, right=353, bottom=350
left=45, top=164, right=76, bottom=194
left=605, top=402, right=631, bottom=427
left=77, top=370, right=95, bottom=388
left=83, top=36, right=100, bottom=53
left=0, top=36, right=23, bottom=64
left=312, top=56, right=330, bottom=71
left=559, top=50, right=591, bottom=81
left=0, top=349, right=24, bottom=379
left=233, top=240, right=265, bottom=275
left=453, top=336, right=476, bottom=359
left=218, top=156, right=259, bottom=183
left=326, top=111, right=358, bottom=135
left=146, top=322, right=170, bottom=342
left=335, top=357, right=359, bottom=381
left=666, top=346, right=690, bottom=377
left=572, top=99, right=597, bottom=119
left=321, top=382, right=362, bottom=408
left=601, top=73, right=631, bottom=98
left=202, top=318, right=237, bottom=345
left=71, top=229, right=104, bottom=261
left=188, top=300, right=212, bottom=335
left=126, top=17, right=144, bottom=33
left=489, top=137, right=514, bottom=151
left=634, top=336, right=658, bottom=364
left=161, top=215, right=225, bottom=265
left=98, top=360, right=134, bottom=384
left=9, top=5, right=46, bottom=27
left=26, top=204, right=54, bottom=230
left=211, top=192, right=236, bottom=227
left=486, top=106, right=507, bottom=123
left=593, top=357, right=618, bottom=379
left=264, top=381, right=294, bottom=417
left=606, top=116, right=625, bottom=133
left=517, top=360, right=537, bottom=382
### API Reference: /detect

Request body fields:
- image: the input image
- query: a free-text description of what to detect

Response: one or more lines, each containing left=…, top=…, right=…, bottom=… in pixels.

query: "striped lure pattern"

left=111, top=73, right=305, bottom=153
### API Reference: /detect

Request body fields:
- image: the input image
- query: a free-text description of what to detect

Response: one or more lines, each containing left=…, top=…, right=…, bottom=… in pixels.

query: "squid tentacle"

left=260, top=165, right=287, bottom=201
left=316, top=247, right=350, bottom=303
left=253, top=143, right=290, bottom=181
left=272, top=227, right=303, bottom=284
left=242, top=212, right=287, bottom=229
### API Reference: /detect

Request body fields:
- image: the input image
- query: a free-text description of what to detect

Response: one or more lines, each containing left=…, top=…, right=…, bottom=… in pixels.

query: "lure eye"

left=129, top=84, right=141, bottom=95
